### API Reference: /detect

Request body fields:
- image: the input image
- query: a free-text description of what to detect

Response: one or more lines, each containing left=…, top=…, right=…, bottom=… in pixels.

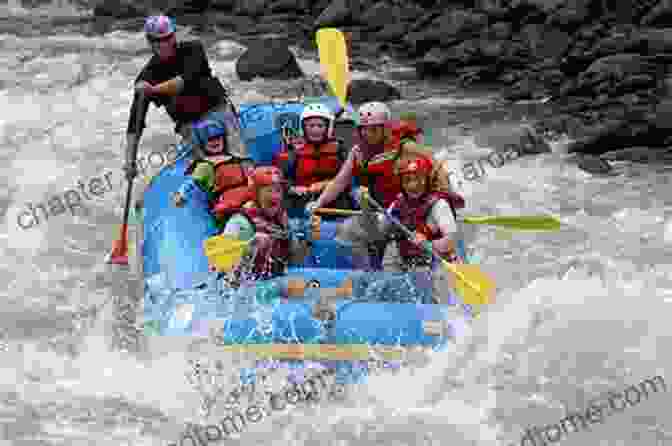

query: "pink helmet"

left=144, top=15, right=176, bottom=39
left=357, top=102, right=391, bottom=127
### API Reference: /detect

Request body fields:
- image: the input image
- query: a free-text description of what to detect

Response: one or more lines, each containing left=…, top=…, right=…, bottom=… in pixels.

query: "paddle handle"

left=314, top=207, right=361, bottom=216
left=120, top=92, right=147, bottom=228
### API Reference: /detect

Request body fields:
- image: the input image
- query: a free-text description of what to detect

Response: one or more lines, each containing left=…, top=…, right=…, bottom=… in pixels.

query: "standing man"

left=123, top=15, right=245, bottom=181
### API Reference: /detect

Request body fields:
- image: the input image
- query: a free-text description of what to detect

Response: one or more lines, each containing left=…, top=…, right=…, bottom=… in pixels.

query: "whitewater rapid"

left=0, top=5, right=670, bottom=445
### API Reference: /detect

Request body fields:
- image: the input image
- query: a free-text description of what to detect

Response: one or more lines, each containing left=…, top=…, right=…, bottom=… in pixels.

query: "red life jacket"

left=240, top=207, right=290, bottom=278
left=198, top=158, right=253, bottom=221
left=394, top=191, right=465, bottom=260
left=351, top=120, right=425, bottom=208
left=274, top=138, right=342, bottom=187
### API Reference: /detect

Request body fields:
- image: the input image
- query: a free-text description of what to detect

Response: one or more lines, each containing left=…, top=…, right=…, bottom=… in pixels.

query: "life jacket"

left=240, top=207, right=290, bottom=279
left=274, top=137, right=344, bottom=187
left=190, top=157, right=252, bottom=221
left=351, top=120, right=425, bottom=208
left=394, top=191, right=465, bottom=261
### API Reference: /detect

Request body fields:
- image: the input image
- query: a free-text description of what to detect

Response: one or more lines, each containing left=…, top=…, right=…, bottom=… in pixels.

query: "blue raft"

left=142, top=96, right=468, bottom=350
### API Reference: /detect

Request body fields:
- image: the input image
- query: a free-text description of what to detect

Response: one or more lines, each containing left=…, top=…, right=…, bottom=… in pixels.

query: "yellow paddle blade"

left=316, top=28, right=349, bottom=108
left=203, top=235, right=251, bottom=272
left=442, top=260, right=496, bottom=307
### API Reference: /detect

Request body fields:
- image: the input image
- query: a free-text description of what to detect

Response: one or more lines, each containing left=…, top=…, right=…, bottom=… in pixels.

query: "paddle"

left=316, top=28, right=349, bottom=109
left=363, top=194, right=496, bottom=308
left=106, top=93, right=147, bottom=265
left=463, top=215, right=561, bottom=231
left=203, top=234, right=252, bottom=273
left=315, top=208, right=562, bottom=231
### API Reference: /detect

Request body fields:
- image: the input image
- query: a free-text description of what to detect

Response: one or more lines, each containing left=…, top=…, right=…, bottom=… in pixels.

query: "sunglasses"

left=146, top=34, right=173, bottom=44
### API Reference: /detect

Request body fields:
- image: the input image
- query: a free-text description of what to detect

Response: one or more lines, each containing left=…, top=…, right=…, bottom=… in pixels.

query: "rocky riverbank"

left=90, top=0, right=672, bottom=160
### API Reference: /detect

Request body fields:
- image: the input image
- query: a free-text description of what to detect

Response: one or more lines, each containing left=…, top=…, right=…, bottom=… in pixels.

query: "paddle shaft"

left=119, top=93, right=148, bottom=237
left=314, top=207, right=361, bottom=216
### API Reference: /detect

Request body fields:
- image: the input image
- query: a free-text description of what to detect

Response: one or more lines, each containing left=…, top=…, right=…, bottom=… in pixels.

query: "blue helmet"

left=192, top=118, right=228, bottom=153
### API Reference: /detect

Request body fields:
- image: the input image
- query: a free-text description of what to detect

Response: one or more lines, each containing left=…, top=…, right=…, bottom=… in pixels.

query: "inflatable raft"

left=141, top=96, right=469, bottom=358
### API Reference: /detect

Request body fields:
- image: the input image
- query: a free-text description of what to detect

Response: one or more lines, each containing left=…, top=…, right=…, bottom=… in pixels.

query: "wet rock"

left=641, top=0, right=672, bottom=26
left=481, top=21, right=513, bottom=40
left=360, top=1, right=394, bottom=30
left=376, top=22, right=412, bottom=41
left=209, top=12, right=255, bottom=31
left=576, top=155, right=614, bottom=174
left=503, top=77, right=550, bottom=101
left=269, top=0, right=310, bottom=13
left=404, top=8, right=488, bottom=53
left=314, top=0, right=361, bottom=28
left=575, top=53, right=658, bottom=95
left=521, top=25, right=572, bottom=60
left=347, top=79, right=401, bottom=104
left=600, top=146, right=672, bottom=162
left=167, top=0, right=212, bottom=15
left=235, top=38, right=304, bottom=81
left=474, top=123, right=552, bottom=155
left=93, top=0, right=148, bottom=18
left=476, top=0, right=509, bottom=19
left=545, top=0, right=593, bottom=30
left=211, top=0, right=236, bottom=10
left=566, top=117, right=658, bottom=155
left=236, top=0, right=270, bottom=16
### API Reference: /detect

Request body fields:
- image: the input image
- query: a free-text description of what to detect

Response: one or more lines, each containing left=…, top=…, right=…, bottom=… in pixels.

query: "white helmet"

left=357, top=102, right=391, bottom=127
left=301, top=103, right=334, bottom=139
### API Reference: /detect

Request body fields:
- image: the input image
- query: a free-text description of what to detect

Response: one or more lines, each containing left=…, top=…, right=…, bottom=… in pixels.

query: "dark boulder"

left=474, top=123, right=552, bottom=155
left=641, top=0, right=672, bottom=26
left=404, top=8, right=488, bottom=53
left=314, top=0, right=362, bottom=28
left=235, top=38, right=304, bottom=81
left=347, top=79, right=401, bottom=105
left=235, top=0, right=269, bottom=16
left=576, top=155, right=614, bottom=174
left=211, top=0, right=236, bottom=10
left=93, top=0, right=148, bottom=18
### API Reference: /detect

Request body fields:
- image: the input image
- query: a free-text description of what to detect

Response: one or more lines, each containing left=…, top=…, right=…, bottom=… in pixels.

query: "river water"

left=0, top=2, right=671, bottom=446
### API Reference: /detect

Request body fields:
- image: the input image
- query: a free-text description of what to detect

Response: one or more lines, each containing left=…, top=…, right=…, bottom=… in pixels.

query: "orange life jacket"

left=188, top=158, right=251, bottom=221
left=274, top=138, right=343, bottom=187
left=351, top=120, right=426, bottom=208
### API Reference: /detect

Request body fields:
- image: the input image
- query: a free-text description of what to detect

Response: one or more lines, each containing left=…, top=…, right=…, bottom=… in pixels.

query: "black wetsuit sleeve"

left=180, top=41, right=212, bottom=90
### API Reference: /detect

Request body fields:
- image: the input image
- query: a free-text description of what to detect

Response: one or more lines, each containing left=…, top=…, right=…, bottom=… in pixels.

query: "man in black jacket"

left=123, top=15, right=244, bottom=181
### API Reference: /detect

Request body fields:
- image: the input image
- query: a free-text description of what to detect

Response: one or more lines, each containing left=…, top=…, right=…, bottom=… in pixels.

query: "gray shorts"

left=335, top=212, right=387, bottom=253
left=334, top=211, right=399, bottom=269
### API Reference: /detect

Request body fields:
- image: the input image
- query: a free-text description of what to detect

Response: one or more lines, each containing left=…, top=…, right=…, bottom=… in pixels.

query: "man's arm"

left=315, top=148, right=356, bottom=208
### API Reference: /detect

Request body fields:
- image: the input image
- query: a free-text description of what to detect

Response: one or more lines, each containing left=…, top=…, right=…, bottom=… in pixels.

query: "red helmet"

left=250, top=166, right=285, bottom=189
left=398, top=157, right=433, bottom=177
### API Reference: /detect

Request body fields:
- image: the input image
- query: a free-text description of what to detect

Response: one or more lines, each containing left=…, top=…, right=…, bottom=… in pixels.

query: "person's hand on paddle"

left=122, top=160, right=138, bottom=181
left=414, top=231, right=433, bottom=253
left=353, top=186, right=369, bottom=210
left=135, top=81, right=157, bottom=97
left=172, top=191, right=185, bottom=207
left=310, top=214, right=321, bottom=239
left=305, top=201, right=319, bottom=216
